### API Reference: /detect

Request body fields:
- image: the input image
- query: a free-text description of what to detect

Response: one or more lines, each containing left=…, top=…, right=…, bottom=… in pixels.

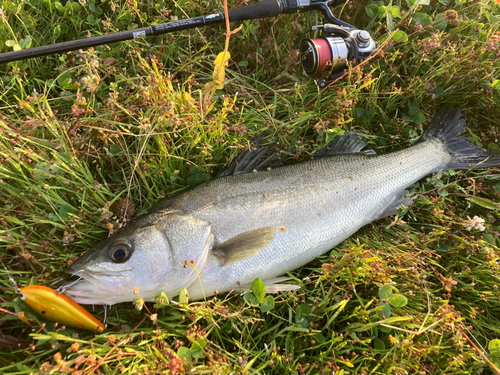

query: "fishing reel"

left=299, top=22, right=376, bottom=88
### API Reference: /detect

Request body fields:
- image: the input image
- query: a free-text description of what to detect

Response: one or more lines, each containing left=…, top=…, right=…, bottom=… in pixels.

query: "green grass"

left=1, top=0, right=500, bottom=373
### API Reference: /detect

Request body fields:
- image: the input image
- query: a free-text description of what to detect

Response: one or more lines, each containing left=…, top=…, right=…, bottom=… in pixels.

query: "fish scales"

left=169, top=139, right=449, bottom=299
left=64, top=109, right=500, bottom=305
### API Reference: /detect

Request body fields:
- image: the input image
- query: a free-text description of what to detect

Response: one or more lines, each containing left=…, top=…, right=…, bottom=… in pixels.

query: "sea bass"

left=65, top=108, right=500, bottom=305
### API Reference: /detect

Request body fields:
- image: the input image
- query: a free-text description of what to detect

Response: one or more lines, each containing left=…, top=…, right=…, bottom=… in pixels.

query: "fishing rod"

left=0, top=0, right=376, bottom=87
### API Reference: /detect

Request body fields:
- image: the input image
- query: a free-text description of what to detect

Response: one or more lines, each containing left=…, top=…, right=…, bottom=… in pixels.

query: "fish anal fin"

left=212, top=227, right=276, bottom=266
left=377, top=190, right=415, bottom=220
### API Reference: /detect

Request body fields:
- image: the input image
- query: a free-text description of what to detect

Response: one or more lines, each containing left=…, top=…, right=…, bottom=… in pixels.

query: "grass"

left=0, top=0, right=500, bottom=373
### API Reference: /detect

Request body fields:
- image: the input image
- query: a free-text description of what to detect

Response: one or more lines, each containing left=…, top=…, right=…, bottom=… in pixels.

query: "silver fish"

left=65, top=108, right=500, bottom=305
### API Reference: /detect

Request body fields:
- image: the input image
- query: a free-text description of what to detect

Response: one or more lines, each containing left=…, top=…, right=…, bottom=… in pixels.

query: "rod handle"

left=227, top=0, right=287, bottom=21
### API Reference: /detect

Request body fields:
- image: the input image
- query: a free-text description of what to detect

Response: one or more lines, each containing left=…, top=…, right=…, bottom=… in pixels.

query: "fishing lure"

left=19, top=285, right=104, bottom=333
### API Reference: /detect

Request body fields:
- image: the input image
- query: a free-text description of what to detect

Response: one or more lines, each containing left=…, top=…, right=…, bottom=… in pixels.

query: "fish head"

left=65, top=211, right=213, bottom=305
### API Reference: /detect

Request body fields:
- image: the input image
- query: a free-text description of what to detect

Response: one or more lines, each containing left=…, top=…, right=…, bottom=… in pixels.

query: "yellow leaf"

left=205, top=81, right=224, bottom=92
left=213, top=51, right=231, bottom=83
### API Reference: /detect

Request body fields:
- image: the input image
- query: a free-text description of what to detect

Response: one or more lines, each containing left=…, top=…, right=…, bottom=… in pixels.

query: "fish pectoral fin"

left=212, top=227, right=276, bottom=266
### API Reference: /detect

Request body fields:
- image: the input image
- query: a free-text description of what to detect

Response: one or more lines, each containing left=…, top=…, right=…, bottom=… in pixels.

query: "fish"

left=64, top=108, right=500, bottom=305
left=20, top=285, right=105, bottom=332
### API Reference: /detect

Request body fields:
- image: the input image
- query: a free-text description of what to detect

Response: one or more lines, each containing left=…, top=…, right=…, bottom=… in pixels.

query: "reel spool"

left=299, top=24, right=376, bottom=88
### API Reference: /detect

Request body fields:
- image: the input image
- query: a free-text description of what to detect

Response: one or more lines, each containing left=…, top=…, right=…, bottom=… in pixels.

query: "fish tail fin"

left=418, top=108, right=500, bottom=170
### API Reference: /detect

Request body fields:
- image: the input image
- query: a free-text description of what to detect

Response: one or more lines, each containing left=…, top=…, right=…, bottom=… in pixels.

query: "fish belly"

left=178, top=139, right=450, bottom=299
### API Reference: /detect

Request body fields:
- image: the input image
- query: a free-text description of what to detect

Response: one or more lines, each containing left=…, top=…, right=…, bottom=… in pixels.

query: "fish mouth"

left=62, top=269, right=134, bottom=305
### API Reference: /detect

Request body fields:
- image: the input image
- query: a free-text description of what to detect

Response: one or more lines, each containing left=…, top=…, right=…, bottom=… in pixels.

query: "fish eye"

left=108, top=241, right=132, bottom=263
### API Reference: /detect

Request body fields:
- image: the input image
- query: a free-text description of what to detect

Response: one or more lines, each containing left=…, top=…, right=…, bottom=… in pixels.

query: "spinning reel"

left=297, top=1, right=376, bottom=88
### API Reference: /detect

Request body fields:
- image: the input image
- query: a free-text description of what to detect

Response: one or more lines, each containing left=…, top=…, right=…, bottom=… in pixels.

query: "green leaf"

left=295, top=304, right=312, bottom=317
left=413, top=112, right=426, bottom=125
left=315, top=332, right=326, bottom=344
left=179, top=288, right=189, bottom=305
left=488, top=143, right=499, bottom=152
left=411, top=13, right=433, bottom=27
left=390, top=6, right=401, bottom=18
left=376, top=302, right=392, bottom=319
left=59, top=204, right=76, bottom=219
left=261, top=295, right=275, bottom=313
left=377, top=6, right=387, bottom=19
left=388, top=294, right=408, bottom=308
left=374, top=338, right=386, bottom=350
left=153, top=291, right=169, bottom=309
left=57, top=71, right=72, bottom=86
left=19, top=36, right=32, bottom=49
left=191, top=338, right=206, bottom=359
left=490, top=339, right=500, bottom=357
left=386, top=11, right=394, bottom=31
left=250, top=278, right=266, bottom=302
left=295, top=315, right=309, bottom=328
left=186, top=172, right=212, bottom=187
left=379, top=284, right=392, bottom=300
left=408, top=0, right=430, bottom=8
left=243, top=292, right=260, bottom=307
left=434, top=13, right=448, bottom=31
left=364, top=109, right=376, bottom=119
left=434, top=87, right=445, bottom=97
left=438, top=188, right=448, bottom=197
left=408, top=102, right=420, bottom=117
left=468, top=196, right=499, bottom=210
left=485, top=11, right=500, bottom=25
left=177, top=346, right=192, bottom=362
left=109, top=144, right=121, bottom=155
left=392, top=30, right=408, bottom=42
left=365, top=4, right=379, bottom=18
left=54, top=23, right=69, bottom=37
left=35, top=161, right=60, bottom=176
left=379, top=325, right=391, bottom=333
left=483, top=234, right=495, bottom=244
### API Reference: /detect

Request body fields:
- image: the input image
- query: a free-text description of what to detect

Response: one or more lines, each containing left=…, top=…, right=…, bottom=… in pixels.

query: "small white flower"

left=463, top=215, right=486, bottom=231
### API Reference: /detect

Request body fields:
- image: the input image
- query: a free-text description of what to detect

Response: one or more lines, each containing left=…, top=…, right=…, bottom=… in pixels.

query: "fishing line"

left=0, top=258, right=20, bottom=294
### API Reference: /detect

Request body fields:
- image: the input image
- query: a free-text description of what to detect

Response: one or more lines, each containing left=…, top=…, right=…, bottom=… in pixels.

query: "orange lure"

left=19, top=285, right=104, bottom=333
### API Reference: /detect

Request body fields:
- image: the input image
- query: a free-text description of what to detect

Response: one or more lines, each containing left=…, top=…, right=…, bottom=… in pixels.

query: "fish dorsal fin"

left=314, top=131, right=376, bottom=157
left=212, top=227, right=276, bottom=266
left=218, top=132, right=283, bottom=177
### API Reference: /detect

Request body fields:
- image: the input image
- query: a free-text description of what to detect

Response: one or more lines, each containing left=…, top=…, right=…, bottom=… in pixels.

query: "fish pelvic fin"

left=418, top=108, right=500, bottom=170
left=212, top=227, right=276, bottom=266
left=377, top=190, right=415, bottom=220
